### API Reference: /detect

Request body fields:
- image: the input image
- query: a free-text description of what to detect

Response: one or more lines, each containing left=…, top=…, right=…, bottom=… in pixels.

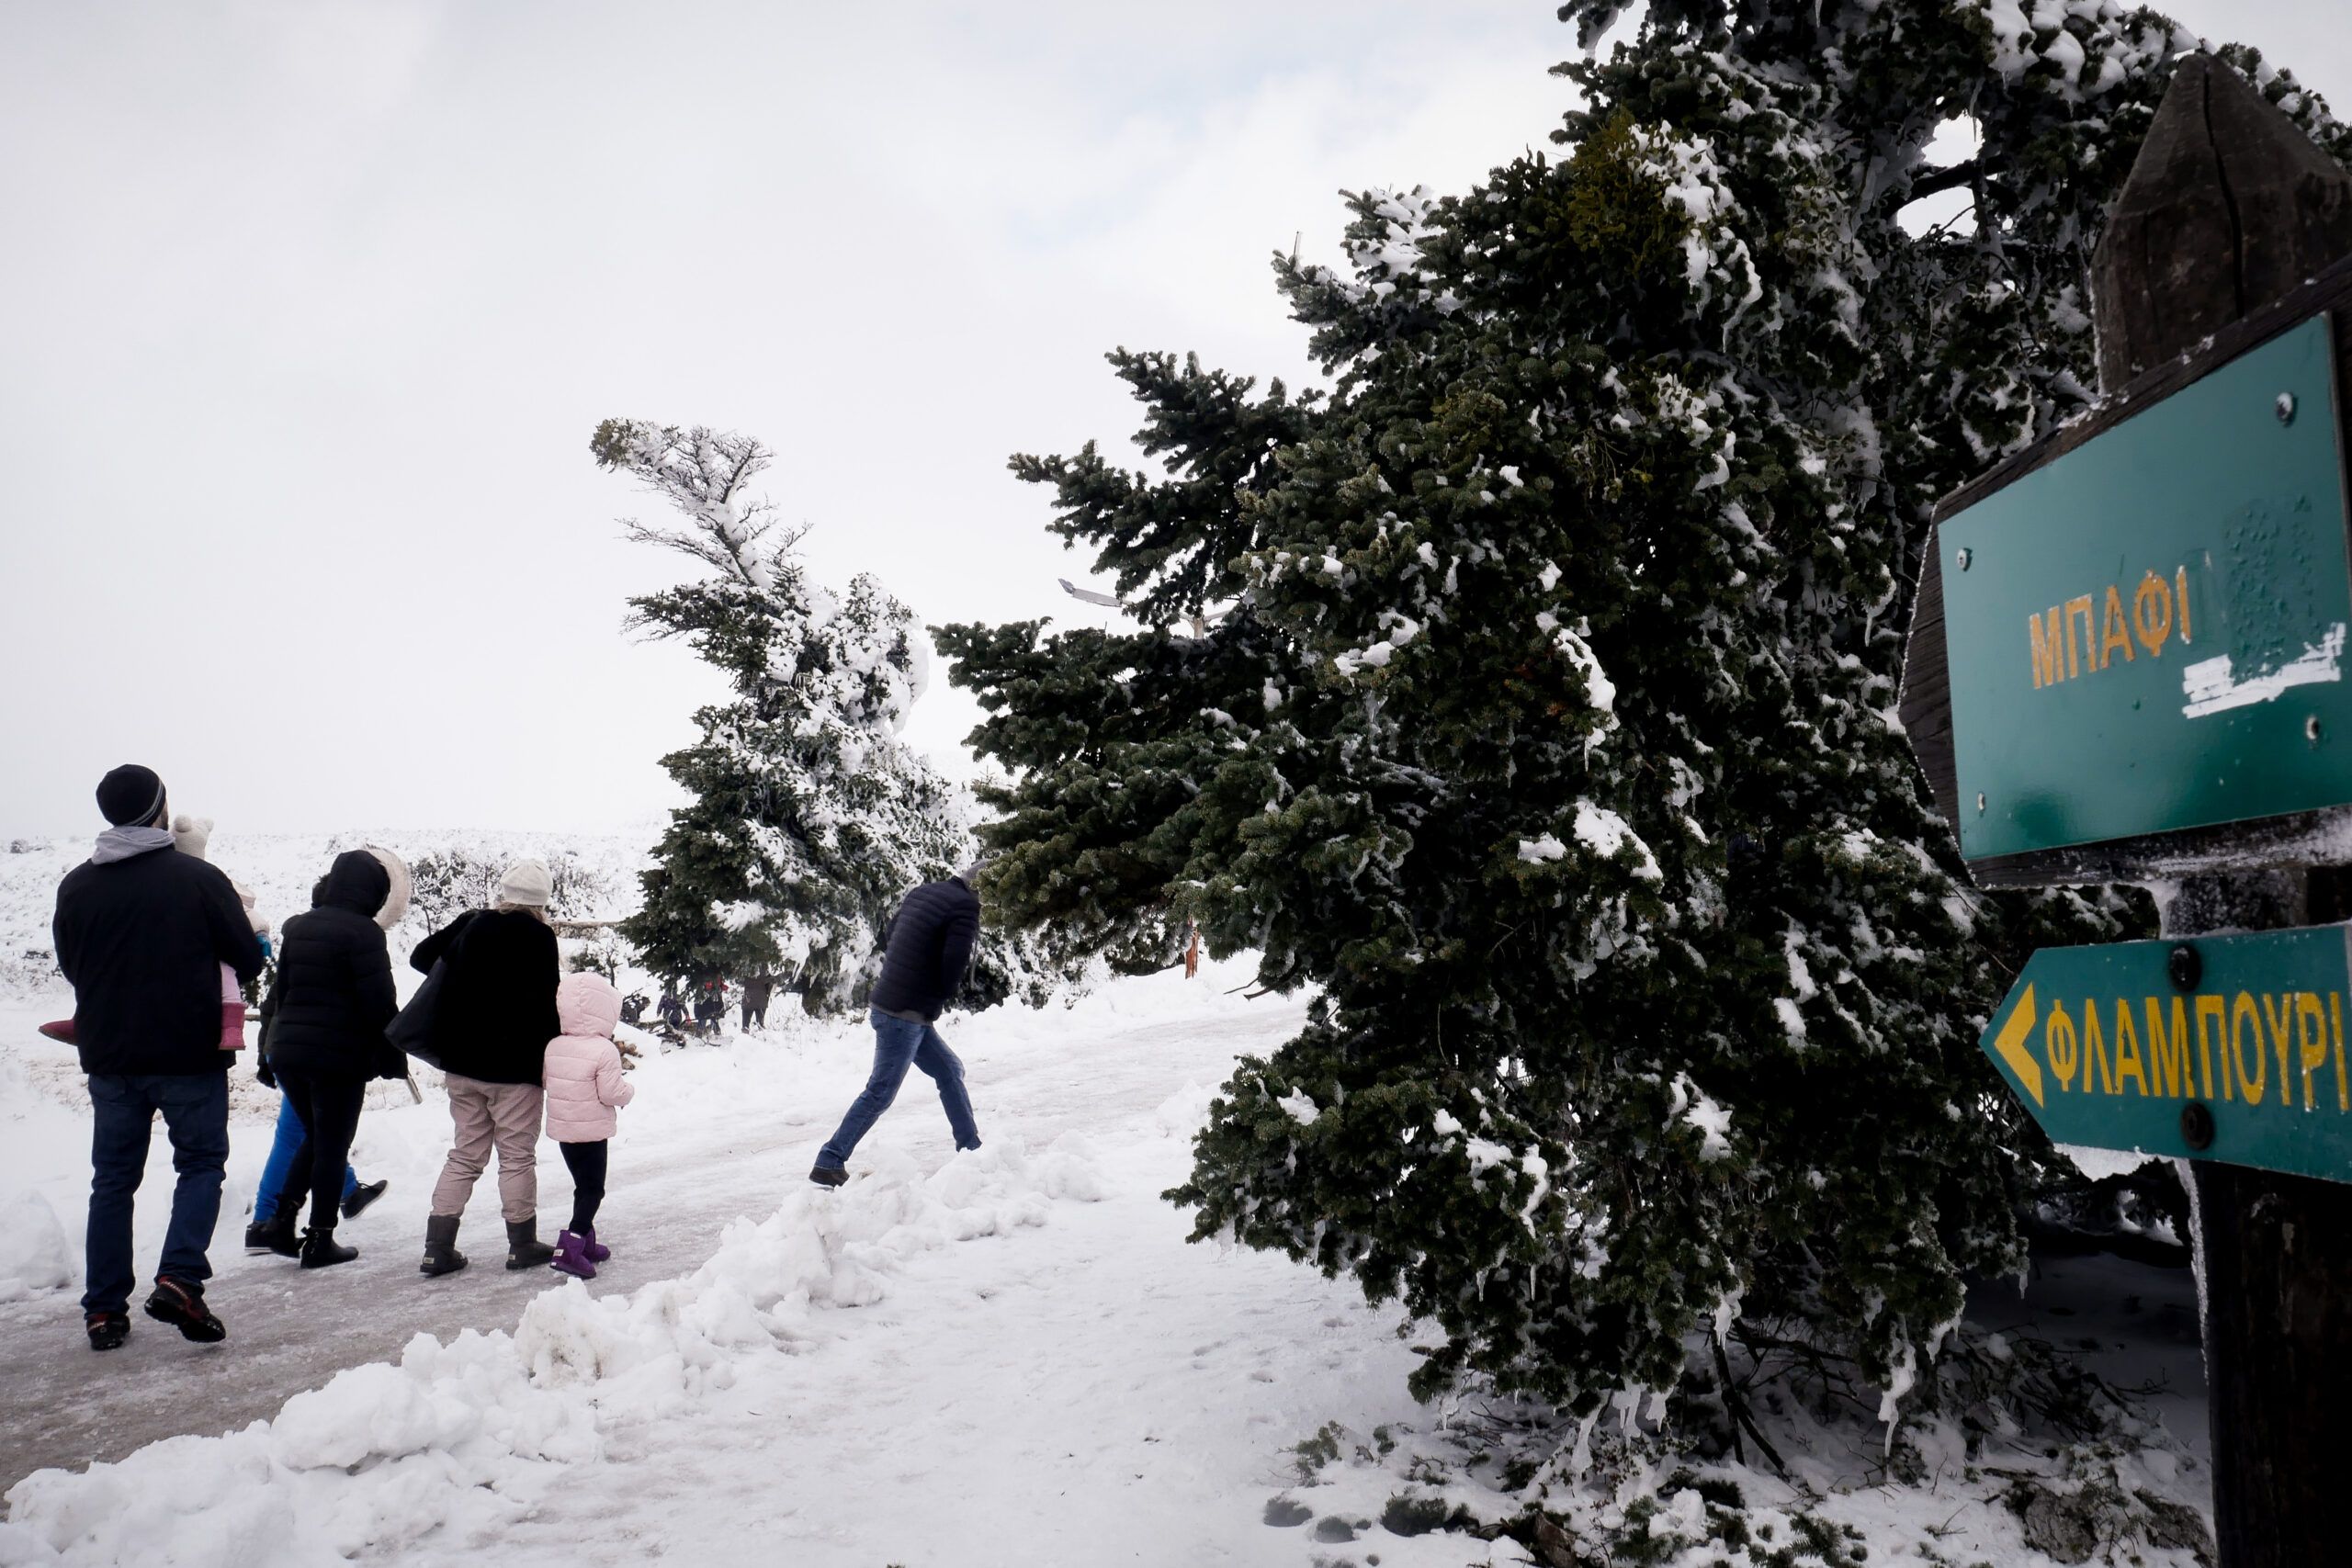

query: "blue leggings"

left=255, top=1093, right=357, bottom=1222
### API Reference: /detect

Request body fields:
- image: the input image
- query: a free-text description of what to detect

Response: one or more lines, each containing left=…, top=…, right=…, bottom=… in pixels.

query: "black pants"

left=275, top=1069, right=368, bottom=1232
left=560, top=1140, right=607, bottom=1233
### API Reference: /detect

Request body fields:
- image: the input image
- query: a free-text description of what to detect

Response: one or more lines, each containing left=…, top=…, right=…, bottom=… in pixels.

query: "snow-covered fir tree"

left=940, top=6, right=2347, bottom=1419
left=595, top=418, right=968, bottom=1013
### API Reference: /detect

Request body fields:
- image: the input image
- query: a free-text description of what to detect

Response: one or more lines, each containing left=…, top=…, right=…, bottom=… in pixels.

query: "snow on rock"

left=0, top=1191, right=72, bottom=1301
left=0, top=1137, right=1107, bottom=1566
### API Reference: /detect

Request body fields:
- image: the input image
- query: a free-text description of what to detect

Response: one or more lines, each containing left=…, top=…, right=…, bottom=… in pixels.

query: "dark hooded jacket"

left=265, top=851, right=402, bottom=1079
left=868, top=878, right=981, bottom=1023
left=411, top=908, right=560, bottom=1086
left=52, top=839, right=266, bottom=1076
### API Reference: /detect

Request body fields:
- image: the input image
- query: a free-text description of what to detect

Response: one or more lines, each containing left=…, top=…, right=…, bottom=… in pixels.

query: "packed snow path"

left=0, top=1052, right=846, bottom=1490
left=0, top=978, right=1362, bottom=1487
left=0, top=966, right=1471, bottom=1565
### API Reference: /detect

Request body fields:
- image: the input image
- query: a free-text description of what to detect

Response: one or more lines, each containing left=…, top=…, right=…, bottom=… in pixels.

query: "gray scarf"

left=91, top=826, right=176, bottom=864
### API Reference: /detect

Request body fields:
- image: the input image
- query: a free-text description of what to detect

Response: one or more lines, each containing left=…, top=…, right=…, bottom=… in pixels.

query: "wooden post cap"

left=2090, top=53, right=2352, bottom=390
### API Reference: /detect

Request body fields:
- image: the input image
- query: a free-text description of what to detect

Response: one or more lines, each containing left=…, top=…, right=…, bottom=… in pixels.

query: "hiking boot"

left=808, top=1164, right=848, bottom=1188
left=300, top=1227, right=357, bottom=1269
left=85, top=1311, right=130, bottom=1351
left=143, top=1277, right=225, bottom=1343
left=580, top=1224, right=610, bottom=1263
left=420, top=1213, right=468, bottom=1277
left=504, top=1218, right=556, bottom=1270
left=549, top=1230, right=595, bottom=1280
left=341, top=1179, right=389, bottom=1221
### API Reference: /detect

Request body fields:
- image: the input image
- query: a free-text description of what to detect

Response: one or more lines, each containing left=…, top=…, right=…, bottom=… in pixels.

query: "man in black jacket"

left=51, top=764, right=266, bottom=1350
left=810, top=865, right=984, bottom=1185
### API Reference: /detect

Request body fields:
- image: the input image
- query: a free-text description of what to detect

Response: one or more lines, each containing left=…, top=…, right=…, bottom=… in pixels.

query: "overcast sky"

left=2, top=1, right=2342, bottom=840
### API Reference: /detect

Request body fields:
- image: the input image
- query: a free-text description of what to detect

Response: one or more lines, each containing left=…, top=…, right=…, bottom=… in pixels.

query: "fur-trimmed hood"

left=367, top=847, right=412, bottom=931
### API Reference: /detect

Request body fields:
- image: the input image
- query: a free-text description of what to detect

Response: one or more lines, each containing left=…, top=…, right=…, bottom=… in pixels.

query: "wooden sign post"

left=1900, top=55, right=2352, bottom=1568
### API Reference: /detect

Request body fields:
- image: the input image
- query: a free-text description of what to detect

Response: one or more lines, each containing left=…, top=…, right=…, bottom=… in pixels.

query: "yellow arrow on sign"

left=1992, top=982, right=2043, bottom=1106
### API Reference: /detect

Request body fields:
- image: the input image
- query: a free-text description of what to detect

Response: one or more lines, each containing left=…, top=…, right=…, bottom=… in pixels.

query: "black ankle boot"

left=259, top=1208, right=302, bottom=1259
left=300, top=1226, right=357, bottom=1269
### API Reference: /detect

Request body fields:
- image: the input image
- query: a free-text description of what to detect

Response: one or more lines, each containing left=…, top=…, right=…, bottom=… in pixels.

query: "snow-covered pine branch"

left=591, top=417, right=806, bottom=593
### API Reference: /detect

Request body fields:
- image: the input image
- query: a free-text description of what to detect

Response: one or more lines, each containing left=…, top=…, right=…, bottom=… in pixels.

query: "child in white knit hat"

left=173, top=816, right=266, bottom=1052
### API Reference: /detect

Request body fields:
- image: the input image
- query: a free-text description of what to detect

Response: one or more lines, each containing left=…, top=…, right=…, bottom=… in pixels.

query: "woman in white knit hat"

left=406, top=858, right=562, bottom=1276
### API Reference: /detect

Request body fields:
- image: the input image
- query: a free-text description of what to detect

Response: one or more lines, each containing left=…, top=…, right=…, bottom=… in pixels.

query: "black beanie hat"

left=96, top=764, right=167, bottom=828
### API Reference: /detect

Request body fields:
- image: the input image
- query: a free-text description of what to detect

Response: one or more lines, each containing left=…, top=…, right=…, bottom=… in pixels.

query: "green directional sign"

left=1981, top=927, right=2352, bottom=1181
left=1941, top=314, right=2352, bottom=861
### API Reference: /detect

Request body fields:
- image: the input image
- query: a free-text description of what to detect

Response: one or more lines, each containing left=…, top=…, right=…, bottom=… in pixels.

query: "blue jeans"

left=84, top=1071, right=230, bottom=1315
left=817, top=1010, right=981, bottom=1168
left=254, top=1094, right=358, bottom=1222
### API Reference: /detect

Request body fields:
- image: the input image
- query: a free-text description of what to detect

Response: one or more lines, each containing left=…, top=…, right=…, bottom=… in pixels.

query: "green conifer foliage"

left=596, top=419, right=967, bottom=1012
left=941, top=8, right=2345, bottom=1412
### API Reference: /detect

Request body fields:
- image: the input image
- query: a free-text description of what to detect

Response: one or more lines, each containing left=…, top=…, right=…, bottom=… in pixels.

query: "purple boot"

left=550, top=1230, right=595, bottom=1280
left=581, top=1225, right=610, bottom=1264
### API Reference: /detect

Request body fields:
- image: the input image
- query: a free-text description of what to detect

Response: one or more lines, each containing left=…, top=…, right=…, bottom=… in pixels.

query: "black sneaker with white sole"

left=341, top=1179, right=389, bottom=1221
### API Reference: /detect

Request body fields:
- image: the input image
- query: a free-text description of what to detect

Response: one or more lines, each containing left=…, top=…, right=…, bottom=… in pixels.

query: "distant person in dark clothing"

left=739, top=973, right=774, bottom=1031
left=412, top=858, right=562, bottom=1276
left=51, top=764, right=266, bottom=1350
left=693, top=976, right=726, bottom=1036
left=810, top=865, right=984, bottom=1186
left=256, top=851, right=403, bottom=1269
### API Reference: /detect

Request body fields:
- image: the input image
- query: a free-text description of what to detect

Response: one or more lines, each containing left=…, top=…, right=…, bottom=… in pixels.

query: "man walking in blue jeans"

left=51, top=764, right=266, bottom=1350
left=810, top=864, right=984, bottom=1186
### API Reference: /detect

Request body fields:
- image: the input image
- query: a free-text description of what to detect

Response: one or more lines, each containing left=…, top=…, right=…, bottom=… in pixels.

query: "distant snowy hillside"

left=0, top=830, right=651, bottom=999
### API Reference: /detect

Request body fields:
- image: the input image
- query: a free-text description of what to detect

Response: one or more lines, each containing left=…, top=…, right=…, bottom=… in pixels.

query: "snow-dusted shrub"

left=941, top=6, right=2345, bottom=1416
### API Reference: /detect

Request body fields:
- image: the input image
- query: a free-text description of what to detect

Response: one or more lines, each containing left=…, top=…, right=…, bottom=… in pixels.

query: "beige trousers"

left=431, top=1074, right=543, bottom=1224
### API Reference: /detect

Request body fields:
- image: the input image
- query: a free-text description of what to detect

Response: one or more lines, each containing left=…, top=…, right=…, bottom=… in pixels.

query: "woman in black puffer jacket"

left=262, top=851, right=401, bottom=1268
left=411, top=858, right=563, bottom=1276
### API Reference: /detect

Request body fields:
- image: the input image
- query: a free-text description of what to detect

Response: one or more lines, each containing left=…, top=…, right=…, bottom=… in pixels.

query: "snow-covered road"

left=0, top=963, right=1475, bottom=1565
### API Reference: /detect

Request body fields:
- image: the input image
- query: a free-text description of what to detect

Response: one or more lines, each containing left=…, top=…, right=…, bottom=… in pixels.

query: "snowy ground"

left=0, top=836, right=2219, bottom=1566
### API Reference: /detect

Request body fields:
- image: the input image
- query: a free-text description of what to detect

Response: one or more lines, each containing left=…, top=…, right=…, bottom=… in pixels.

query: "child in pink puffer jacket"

left=543, top=973, right=635, bottom=1278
